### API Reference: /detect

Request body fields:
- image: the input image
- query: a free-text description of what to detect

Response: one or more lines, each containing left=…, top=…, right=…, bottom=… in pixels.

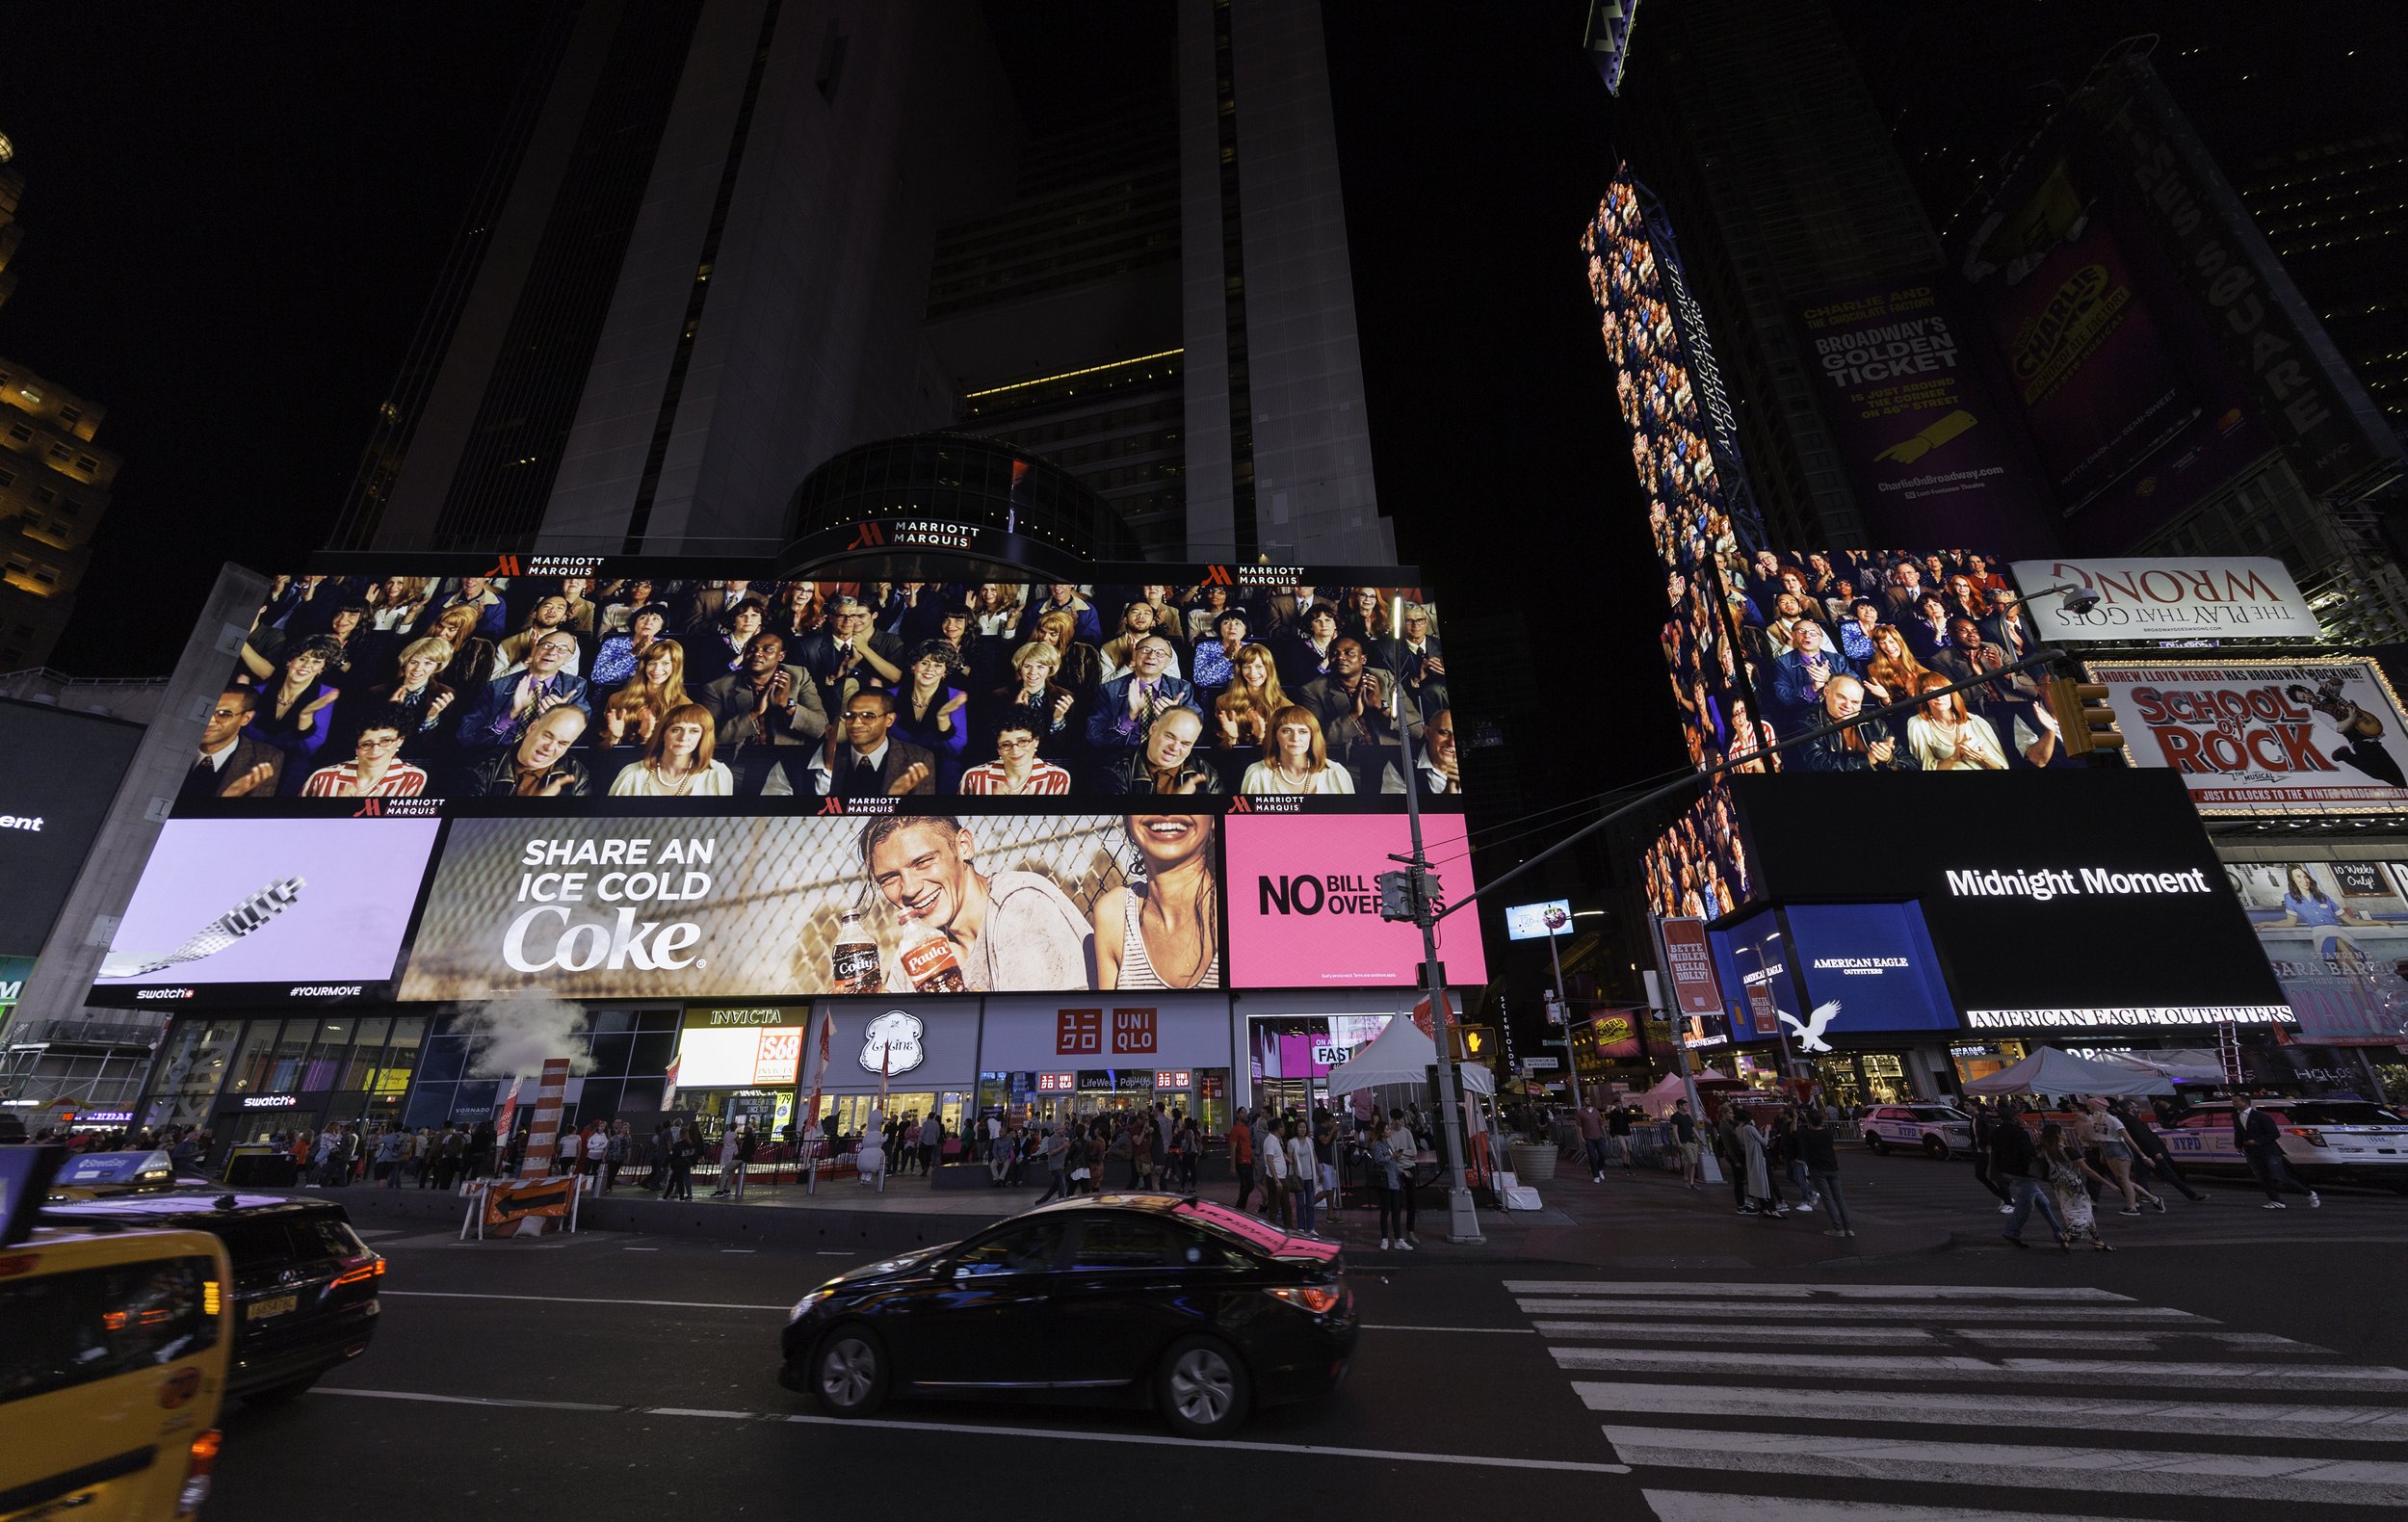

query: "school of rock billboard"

left=2083, top=658, right=2408, bottom=813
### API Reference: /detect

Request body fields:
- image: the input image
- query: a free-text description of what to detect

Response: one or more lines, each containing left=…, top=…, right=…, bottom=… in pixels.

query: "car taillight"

left=176, top=1430, right=221, bottom=1516
left=331, top=1253, right=385, bottom=1289
left=1267, top=1285, right=1341, bottom=1314
left=2283, top=1127, right=2328, bottom=1147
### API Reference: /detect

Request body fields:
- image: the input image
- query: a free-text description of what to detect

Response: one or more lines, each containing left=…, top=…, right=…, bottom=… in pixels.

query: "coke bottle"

left=830, top=908, right=882, bottom=994
left=899, top=920, right=967, bottom=994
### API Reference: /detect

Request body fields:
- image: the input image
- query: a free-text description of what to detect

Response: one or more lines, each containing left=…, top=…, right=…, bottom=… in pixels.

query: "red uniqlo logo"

left=1112, top=1008, right=1158, bottom=1056
left=1037, top=1072, right=1074, bottom=1092
left=1057, top=1009, right=1102, bottom=1056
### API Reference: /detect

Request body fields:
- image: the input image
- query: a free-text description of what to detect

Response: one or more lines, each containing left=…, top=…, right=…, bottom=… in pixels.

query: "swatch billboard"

left=87, top=817, right=442, bottom=1008
left=1224, top=812, right=1487, bottom=988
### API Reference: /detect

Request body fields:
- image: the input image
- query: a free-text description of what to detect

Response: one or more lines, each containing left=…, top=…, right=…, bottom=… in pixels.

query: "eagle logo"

left=1776, top=1000, right=1843, bottom=1054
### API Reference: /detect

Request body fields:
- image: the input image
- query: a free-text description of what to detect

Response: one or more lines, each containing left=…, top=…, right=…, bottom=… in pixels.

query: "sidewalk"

left=328, top=1152, right=1956, bottom=1268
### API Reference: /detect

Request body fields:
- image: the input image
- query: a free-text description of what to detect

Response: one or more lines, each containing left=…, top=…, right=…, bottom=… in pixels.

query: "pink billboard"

left=1225, top=813, right=1488, bottom=987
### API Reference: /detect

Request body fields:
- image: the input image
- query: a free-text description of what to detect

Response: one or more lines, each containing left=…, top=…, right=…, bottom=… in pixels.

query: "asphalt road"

left=208, top=1168, right=2408, bottom=1522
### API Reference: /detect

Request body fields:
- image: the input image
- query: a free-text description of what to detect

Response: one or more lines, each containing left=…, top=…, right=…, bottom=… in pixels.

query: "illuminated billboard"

left=2085, top=658, right=2408, bottom=814
left=1223, top=813, right=1488, bottom=988
left=0, top=698, right=145, bottom=956
left=1792, top=282, right=2051, bottom=553
left=1504, top=900, right=1573, bottom=941
left=2225, top=860, right=2408, bottom=1046
left=88, top=817, right=443, bottom=1007
left=188, top=564, right=1453, bottom=804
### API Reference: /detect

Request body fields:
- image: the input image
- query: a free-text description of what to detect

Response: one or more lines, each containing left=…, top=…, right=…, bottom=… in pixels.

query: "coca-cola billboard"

left=2086, top=659, right=2408, bottom=813
left=397, top=811, right=1174, bottom=1000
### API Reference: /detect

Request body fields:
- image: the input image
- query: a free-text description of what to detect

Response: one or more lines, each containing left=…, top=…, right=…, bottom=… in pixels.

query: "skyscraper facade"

left=333, top=0, right=1394, bottom=564
left=0, top=136, right=120, bottom=671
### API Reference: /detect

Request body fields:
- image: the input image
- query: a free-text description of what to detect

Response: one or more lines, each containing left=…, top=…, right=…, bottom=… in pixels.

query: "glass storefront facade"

left=144, top=1011, right=429, bottom=1162
left=401, top=1007, right=680, bottom=1131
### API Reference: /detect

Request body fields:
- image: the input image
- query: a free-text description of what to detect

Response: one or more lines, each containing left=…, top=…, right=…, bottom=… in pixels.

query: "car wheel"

left=1922, top=1135, right=1950, bottom=1160
left=1157, top=1335, right=1250, bottom=1439
left=243, top=1374, right=320, bottom=1406
left=1867, top=1136, right=1889, bottom=1154
left=814, top=1325, right=889, bottom=1418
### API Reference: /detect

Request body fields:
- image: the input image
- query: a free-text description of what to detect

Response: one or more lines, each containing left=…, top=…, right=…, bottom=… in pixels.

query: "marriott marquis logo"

left=1945, top=866, right=2213, bottom=903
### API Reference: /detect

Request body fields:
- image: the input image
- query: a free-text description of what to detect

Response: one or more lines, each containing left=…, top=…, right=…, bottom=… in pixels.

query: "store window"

left=341, top=1018, right=392, bottom=1091
left=268, top=1018, right=313, bottom=1093
left=301, top=1020, right=352, bottom=1091
left=144, top=1020, right=240, bottom=1130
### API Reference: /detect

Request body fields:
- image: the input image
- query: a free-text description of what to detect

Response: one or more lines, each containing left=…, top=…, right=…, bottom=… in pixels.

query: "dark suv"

left=39, top=1191, right=383, bottom=1404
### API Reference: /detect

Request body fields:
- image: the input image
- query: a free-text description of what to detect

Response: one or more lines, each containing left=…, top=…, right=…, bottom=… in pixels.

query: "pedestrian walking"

left=1034, top=1123, right=1071, bottom=1204
left=1578, top=1099, right=1609, bottom=1182
left=1285, top=1117, right=1319, bottom=1233
left=2037, top=1122, right=2114, bottom=1251
left=1799, top=1110, right=1853, bottom=1238
left=1992, top=1103, right=2068, bottom=1249
left=1773, top=1110, right=1819, bottom=1213
left=1230, top=1107, right=1257, bottom=1211
left=1739, top=1112, right=1786, bottom=1218
left=667, top=1124, right=698, bottom=1201
left=2081, top=1102, right=2165, bottom=1216
left=1607, top=1103, right=1636, bottom=1173
left=2236, top=1098, right=2320, bottom=1209
left=1717, top=1106, right=1750, bottom=1212
left=1670, top=1099, right=1703, bottom=1188
left=1969, top=1100, right=2014, bottom=1212
left=603, top=1122, right=626, bottom=1193
left=2117, top=1099, right=2206, bottom=1201
left=1260, top=1116, right=1291, bottom=1225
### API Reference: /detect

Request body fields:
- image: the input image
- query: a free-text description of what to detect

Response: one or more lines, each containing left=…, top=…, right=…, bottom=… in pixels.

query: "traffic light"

left=1376, top=870, right=1418, bottom=923
left=1452, top=1024, right=1495, bottom=1062
left=2045, top=675, right=2126, bottom=757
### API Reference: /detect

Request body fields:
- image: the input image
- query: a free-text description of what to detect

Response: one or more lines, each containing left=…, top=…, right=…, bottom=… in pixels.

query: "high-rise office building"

left=333, top=0, right=1393, bottom=564
left=0, top=135, right=120, bottom=671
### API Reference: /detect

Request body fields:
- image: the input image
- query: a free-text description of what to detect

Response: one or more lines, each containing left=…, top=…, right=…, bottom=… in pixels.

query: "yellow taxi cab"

left=1, top=1145, right=232, bottom=1521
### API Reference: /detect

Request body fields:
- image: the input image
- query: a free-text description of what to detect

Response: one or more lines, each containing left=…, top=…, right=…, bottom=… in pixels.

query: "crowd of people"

left=179, top=572, right=1459, bottom=803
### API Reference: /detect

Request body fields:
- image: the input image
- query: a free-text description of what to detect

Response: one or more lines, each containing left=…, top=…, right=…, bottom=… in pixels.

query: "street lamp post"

left=1389, top=595, right=1481, bottom=1243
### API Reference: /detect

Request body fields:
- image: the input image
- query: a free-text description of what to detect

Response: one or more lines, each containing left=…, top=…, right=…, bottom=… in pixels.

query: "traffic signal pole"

left=1388, top=597, right=1481, bottom=1243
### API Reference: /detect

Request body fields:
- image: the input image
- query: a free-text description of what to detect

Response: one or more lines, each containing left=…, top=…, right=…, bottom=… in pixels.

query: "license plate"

left=247, top=1293, right=299, bottom=1321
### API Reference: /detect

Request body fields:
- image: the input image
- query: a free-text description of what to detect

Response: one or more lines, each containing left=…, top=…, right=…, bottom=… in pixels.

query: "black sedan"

left=778, top=1193, right=1355, bottom=1437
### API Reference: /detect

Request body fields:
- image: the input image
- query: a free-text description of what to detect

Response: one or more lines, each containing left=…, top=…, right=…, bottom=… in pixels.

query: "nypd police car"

left=1860, top=1104, right=1976, bottom=1159
left=2161, top=1099, right=2408, bottom=1190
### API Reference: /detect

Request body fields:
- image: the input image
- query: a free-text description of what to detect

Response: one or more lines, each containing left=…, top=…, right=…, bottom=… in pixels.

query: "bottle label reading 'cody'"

left=901, top=936, right=966, bottom=993
left=831, top=944, right=881, bottom=993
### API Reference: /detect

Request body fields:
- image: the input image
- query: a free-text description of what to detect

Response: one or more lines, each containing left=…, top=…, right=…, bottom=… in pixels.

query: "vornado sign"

left=2010, top=557, right=2316, bottom=642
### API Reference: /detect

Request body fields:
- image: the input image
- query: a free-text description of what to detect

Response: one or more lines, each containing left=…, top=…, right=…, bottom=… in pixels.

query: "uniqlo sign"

left=1057, top=1009, right=1102, bottom=1056
left=1112, top=1008, right=1158, bottom=1055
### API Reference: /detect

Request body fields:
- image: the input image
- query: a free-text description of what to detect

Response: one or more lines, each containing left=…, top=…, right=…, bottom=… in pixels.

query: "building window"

left=74, top=457, right=97, bottom=473
left=32, top=485, right=52, bottom=505
left=57, top=407, right=80, bottom=425
left=45, top=445, right=68, bottom=461
left=31, top=568, right=55, bottom=586
left=0, top=470, right=13, bottom=486
left=6, top=426, right=29, bottom=444
left=53, top=497, right=74, bottom=516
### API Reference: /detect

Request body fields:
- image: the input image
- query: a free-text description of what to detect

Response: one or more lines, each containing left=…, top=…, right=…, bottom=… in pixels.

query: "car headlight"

left=789, top=1288, right=836, bottom=1324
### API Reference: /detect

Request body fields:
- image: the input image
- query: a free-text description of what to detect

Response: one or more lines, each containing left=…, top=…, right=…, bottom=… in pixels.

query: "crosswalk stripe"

left=1516, top=1299, right=2211, bottom=1324
left=1642, top=1489, right=2151, bottom=1522
left=1574, top=1381, right=2408, bottom=1442
left=1505, top=1281, right=2131, bottom=1302
left=1601, top=1426, right=2408, bottom=1507
left=1535, top=1321, right=1939, bottom=1346
left=1960, top=1328, right=2316, bottom=1351
left=1549, top=1348, right=2408, bottom=1391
